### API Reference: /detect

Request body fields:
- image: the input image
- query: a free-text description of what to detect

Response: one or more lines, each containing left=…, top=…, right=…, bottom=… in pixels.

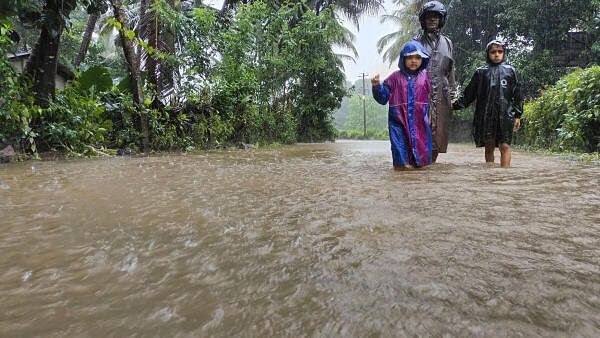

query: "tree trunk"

left=23, top=26, right=61, bottom=108
left=23, top=0, right=74, bottom=109
left=147, top=4, right=160, bottom=101
left=73, top=13, right=99, bottom=67
left=110, top=0, right=149, bottom=151
left=146, top=0, right=176, bottom=107
left=138, top=0, right=150, bottom=62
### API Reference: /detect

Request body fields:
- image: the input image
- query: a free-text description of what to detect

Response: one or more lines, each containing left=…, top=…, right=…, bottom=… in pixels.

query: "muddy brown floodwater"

left=1, top=141, right=599, bottom=337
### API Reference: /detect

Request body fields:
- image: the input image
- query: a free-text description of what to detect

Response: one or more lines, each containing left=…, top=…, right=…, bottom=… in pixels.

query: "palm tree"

left=139, top=0, right=181, bottom=107
left=109, top=0, right=149, bottom=150
left=327, top=0, right=385, bottom=71
left=74, top=13, right=100, bottom=67
left=217, top=0, right=383, bottom=69
left=220, top=0, right=383, bottom=34
left=333, top=24, right=359, bottom=68
left=311, top=0, right=383, bottom=28
left=73, top=0, right=108, bottom=67
left=376, top=0, right=425, bottom=65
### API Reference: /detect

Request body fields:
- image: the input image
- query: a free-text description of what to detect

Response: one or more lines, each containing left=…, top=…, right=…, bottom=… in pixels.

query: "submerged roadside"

left=2, top=141, right=599, bottom=166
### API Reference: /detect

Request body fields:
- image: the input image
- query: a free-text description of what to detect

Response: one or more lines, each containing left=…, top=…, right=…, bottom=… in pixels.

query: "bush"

left=0, top=20, right=39, bottom=153
left=38, top=82, right=112, bottom=156
left=522, top=66, right=600, bottom=152
left=100, top=89, right=139, bottom=150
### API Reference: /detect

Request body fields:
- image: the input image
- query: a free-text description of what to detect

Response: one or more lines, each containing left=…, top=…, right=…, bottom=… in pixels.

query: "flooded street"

left=1, top=141, right=599, bottom=336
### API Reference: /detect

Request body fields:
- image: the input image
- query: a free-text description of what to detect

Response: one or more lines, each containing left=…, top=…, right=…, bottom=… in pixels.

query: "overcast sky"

left=336, top=0, right=399, bottom=82
left=204, top=0, right=400, bottom=82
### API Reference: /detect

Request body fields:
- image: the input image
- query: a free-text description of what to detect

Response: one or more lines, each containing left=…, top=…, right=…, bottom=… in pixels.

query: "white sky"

left=205, top=0, right=400, bottom=82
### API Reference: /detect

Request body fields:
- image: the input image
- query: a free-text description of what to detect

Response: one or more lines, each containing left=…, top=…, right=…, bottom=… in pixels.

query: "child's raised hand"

left=513, top=118, right=521, bottom=130
left=371, top=74, right=380, bottom=86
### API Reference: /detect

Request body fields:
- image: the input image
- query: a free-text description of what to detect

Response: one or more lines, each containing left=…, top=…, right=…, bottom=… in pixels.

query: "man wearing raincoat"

left=452, top=40, right=523, bottom=168
left=372, top=41, right=433, bottom=169
left=414, top=0, right=457, bottom=162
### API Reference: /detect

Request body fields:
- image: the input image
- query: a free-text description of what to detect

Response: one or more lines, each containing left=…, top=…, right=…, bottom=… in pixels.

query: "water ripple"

left=0, top=142, right=599, bottom=336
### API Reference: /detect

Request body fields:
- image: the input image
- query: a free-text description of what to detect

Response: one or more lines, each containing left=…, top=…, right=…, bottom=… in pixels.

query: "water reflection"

left=1, top=141, right=599, bottom=336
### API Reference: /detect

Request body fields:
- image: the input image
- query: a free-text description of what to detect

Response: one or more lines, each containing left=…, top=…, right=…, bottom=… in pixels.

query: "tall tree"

left=72, top=0, right=109, bottom=68
left=73, top=13, right=100, bottom=67
left=141, top=0, right=179, bottom=106
left=109, top=0, right=149, bottom=150
left=498, top=0, right=599, bottom=51
left=23, top=0, right=78, bottom=107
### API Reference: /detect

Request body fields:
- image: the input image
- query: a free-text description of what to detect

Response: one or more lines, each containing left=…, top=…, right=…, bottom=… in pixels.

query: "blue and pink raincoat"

left=372, top=41, right=433, bottom=168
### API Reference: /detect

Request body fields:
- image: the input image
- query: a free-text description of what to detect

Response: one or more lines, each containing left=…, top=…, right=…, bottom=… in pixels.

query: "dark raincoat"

left=453, top=44, right=523, bottom=147
left=414, top=32, right=457, bottom=154
left=372, top=41, right=433, bottom=167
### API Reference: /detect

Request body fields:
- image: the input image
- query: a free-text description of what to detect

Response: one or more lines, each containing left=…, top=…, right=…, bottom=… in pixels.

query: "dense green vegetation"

left=521, top=66, right=600, bottom=153
left=1, top=0, right=382, bottom=156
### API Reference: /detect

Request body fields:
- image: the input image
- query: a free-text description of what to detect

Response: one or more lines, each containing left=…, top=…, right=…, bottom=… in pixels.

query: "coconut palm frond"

left=376, top=0, right=425, bottom=65
left=379, top=13, right=403, bottom=25
left=336, top=0, right=385, bottom=30
left=381, top=38, right=406, bottom=66
left=333, top=53, right=351, bottom=71
left=335, top=52, right=356, bottom=64
left=376, top=30, right=403, bottom=53
left=332, top=24, right=358, bottom=59
left=137, top=0, right=186, bottom=105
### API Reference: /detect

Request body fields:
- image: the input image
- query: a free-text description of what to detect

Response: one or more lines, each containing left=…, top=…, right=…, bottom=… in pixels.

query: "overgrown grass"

left=336, top=129, right=388, bottom=140
left=514, top=144, right=600, bottom=164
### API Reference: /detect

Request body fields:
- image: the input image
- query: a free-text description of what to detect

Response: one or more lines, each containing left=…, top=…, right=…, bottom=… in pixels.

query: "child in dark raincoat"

left=372, top=41, right=433, bottom=170
left=453, top=40, right=523, bottom=168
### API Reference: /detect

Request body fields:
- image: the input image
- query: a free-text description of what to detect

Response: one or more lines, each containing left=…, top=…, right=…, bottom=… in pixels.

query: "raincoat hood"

left=485, top=39, right=506, bottom=64
left=419, top=1, right=447, bottom=31
left=398, top=41, right=430, bottom=74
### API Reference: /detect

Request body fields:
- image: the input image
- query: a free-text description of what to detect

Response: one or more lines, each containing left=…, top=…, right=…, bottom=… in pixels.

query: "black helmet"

left=419, top=1, right=447, bottom=30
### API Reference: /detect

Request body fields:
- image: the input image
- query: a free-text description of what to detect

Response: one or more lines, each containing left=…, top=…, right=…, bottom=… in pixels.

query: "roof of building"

left=6, top=51, right=74, bottom=80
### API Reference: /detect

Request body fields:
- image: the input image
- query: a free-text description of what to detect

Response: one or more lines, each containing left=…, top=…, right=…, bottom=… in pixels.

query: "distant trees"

left=336, top=79, right=388, bottom=138
left=377, top=0, right=600, bottom=98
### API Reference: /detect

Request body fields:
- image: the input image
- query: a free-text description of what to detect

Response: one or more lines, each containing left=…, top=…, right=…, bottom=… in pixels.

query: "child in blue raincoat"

left=372, top=41, right=433, bottom=170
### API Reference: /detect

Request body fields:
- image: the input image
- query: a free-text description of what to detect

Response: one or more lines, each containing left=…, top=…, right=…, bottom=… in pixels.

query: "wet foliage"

left=522, top=66, right=600, bottom=153
left=1, top=1, right=354, bottom=156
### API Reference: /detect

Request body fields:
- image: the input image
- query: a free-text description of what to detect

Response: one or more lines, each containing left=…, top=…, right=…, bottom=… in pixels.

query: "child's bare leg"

left=500, top=143, right=512, bottom=168
left=484, top=144, right=495, bottom=163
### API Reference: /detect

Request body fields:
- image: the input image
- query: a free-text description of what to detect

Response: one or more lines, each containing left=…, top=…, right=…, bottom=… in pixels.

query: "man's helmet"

left=419, top=1, right=448, bottom=30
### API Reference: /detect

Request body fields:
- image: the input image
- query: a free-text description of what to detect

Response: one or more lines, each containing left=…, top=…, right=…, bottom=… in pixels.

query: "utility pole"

left=358, top=72, right=369, bottom=138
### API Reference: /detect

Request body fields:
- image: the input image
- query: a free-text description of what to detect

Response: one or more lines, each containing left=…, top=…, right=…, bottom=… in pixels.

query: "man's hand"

left=371, top=74, right=380, bottom=86
left=514, top=118, right=521, bottom=130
